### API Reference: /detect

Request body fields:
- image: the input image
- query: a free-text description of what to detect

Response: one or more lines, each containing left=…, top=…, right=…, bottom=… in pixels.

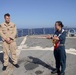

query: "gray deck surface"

left=0, top=36, right=76, bottom=75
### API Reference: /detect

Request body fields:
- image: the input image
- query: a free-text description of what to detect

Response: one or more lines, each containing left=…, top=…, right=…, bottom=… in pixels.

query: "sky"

left=0, top=0, right=76, bottom=28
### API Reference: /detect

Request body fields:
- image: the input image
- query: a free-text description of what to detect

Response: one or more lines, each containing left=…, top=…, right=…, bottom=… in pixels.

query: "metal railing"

left=17, top=28, right=55, bottom=37
left=17, top=28, right=76, bottom=37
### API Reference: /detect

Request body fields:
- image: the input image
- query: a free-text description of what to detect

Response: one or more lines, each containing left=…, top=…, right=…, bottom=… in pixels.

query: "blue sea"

left=17, top=28, right=54, bottom=37
left=17, top=27, right=76, bottom=37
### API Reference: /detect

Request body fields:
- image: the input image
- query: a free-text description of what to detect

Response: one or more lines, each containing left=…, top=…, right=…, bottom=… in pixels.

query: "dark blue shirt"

left=54, top=29, right=66, bottom=44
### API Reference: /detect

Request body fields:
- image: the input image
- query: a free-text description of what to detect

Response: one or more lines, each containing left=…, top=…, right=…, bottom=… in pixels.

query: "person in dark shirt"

left=47, top=21, right=66, bottom=75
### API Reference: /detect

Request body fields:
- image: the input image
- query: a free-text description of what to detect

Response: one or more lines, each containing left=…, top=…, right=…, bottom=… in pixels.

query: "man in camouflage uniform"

left=0, top=13, right=19, bottom=71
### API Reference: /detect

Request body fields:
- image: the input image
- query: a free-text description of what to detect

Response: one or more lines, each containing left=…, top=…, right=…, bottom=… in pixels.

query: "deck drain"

left=35, top=70, right=43, bottom=75
left=24, top=62, right=39, bottom=70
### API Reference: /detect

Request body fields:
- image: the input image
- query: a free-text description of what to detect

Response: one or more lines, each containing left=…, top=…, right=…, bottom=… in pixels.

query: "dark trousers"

left=54, top=46, right=66, bottom=73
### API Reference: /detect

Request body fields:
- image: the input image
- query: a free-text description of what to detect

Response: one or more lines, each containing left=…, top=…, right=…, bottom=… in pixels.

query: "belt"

left=59, top=44, right=65, bottom=46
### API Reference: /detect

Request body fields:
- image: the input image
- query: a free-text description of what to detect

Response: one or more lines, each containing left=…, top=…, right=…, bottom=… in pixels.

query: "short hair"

left=55, top=21, right=64, bottom=28
left=4, top=13, right=10, bottom=18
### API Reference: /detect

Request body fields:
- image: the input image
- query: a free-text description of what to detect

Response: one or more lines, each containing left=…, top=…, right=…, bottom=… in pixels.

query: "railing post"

left=43, top=28, right=45, bottom=35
